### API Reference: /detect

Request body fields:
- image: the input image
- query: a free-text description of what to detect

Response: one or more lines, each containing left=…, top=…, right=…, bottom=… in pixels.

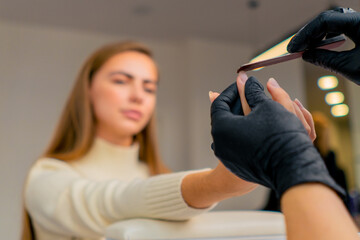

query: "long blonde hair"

left=21, top=41, right=169, bottom=240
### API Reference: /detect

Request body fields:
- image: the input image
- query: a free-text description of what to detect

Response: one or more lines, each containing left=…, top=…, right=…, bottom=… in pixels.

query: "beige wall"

left=0, top=21, right=306, bottom=238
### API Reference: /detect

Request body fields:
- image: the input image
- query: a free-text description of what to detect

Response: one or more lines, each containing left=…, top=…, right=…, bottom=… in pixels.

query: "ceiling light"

left=331, top=104, right=349, bottom=117
left=325, top=91, right=344, bottom=105
left=317, top=75, right=338, bottom=90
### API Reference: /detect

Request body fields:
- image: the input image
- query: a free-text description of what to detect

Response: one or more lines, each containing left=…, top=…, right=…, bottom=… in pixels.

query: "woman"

left=22, top=41, right=313, bottom=239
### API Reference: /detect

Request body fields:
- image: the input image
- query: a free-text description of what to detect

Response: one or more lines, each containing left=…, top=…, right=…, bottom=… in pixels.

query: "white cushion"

left=105, top=210, right=286, bottom=240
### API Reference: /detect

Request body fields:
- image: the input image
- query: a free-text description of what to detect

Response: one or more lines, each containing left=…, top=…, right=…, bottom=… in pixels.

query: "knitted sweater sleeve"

left=25, top=158, right=215, bottom=238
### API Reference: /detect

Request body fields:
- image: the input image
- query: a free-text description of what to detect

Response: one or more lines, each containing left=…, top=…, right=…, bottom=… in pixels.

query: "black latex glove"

left=210, top=76, right=345, bottom=198
left=287, top=7, right=360, bottom=85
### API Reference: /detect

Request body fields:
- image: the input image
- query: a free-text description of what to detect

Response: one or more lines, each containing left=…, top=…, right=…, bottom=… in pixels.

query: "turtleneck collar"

left=91, top=137, right=140, bottom=159
left=70, top=137, right=149, bottom=180
left=83, top=137, right=140, bottom=164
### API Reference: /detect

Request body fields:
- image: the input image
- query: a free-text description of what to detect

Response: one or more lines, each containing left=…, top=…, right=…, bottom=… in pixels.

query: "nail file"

left=237, top=35, right=346, bottom=73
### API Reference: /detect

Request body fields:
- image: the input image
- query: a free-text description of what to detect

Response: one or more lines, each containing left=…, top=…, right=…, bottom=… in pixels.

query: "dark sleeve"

left=324, top=151, right=350, bottom=211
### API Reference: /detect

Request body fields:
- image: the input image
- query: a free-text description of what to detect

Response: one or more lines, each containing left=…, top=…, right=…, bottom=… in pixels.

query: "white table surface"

left=105, top=211, right=286, bottom=240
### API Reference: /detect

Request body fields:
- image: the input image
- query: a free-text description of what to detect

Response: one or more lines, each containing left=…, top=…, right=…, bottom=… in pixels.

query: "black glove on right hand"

left=211, top=77, right=345, bottom=198
left=287, top=7, right=360, bottom=85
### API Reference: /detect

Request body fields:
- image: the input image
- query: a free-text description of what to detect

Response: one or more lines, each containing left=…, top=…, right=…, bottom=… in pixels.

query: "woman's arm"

left=181, top=72, right=315, bottom=209
left=25, top=159, right=216, bottom=237
left=181, top=163, right=257, bottom=208
left=281, top=183, right=359, bottom=240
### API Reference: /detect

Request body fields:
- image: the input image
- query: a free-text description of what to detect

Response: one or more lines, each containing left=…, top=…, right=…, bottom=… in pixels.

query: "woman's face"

left=89, top=51, right=158, bottom=145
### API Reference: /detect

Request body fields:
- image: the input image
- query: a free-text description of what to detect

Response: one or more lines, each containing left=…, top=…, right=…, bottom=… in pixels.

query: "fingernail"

left=269, top=78, right=280, bottom=88
left=238, top=71, right=248, bottom=84
left=295, top=98, right=304, bottom=109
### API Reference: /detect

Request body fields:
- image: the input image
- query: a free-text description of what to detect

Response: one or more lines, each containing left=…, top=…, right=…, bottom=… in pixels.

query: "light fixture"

left=331, top=104, right=349, bottom=117
left=317, top=75, right=338, bottom=90
left=325, top=91, right=344, bottom=105
left=249, top=34, right=295, bottom=71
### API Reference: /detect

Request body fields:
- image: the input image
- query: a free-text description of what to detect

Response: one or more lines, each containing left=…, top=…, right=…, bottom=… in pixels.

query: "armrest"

left=105, top=210, right=285, bottom=240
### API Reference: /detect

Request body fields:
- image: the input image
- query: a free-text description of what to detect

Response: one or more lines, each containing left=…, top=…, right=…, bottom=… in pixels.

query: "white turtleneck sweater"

left=25, top=138, right=214, bottom=240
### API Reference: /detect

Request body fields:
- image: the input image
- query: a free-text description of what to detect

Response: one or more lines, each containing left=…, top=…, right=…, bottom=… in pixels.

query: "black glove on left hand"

left=210, top=77, right=344, bottom=198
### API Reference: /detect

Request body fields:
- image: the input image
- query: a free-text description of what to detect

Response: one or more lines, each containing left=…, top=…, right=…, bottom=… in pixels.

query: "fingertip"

left=236, top=72, right=245, bottom=95
left=237, top=71, right=248, bottom=90
left=212, top=92, right=220, bottom=101
left=287, top=39, right=302, bottom=53
left=236, top=72, right=251, bottom=115
left=209, top=91, right=220, bottom=103
left=267, top=78, right=280, bottom=97
left=268, top=78, right=280, bottom=88
left=294, top=98, right=304, bottom=109
left=287, top=44, right=293, bottom=53
left=239, top=71, right=248, bottom=84
left=209, top=91, right=214, bottom=102
left=287, top=41, right=295, bottom=53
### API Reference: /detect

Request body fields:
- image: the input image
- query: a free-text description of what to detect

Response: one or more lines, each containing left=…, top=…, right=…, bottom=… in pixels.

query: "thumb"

left=244, top=76, right=269, bottom=109
left=303, top=49, right=348, bottom=72
left=211, top=82, right=243, bottom=116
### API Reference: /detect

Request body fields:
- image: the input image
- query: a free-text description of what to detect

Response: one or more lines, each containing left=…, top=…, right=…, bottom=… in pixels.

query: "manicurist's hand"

left=287, top=7, right=360, bottom=85
left=211, top=72, right=316, bottom=141
left=181, top=73, right=317, bottom=209
left=210, top=75, right=344, bottom=198
left=180, top=84, right=257, bottom=209
left=208, top=86, right=258, bottom=199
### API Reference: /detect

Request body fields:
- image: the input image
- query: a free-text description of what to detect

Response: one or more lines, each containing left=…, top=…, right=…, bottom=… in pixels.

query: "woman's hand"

left=206, top=72, right=316, bottom=199
left=181, top=73, right=317, bottom=209
left=210, top=76, right=344, bottom=198
left=210, top=72, right=316, bottom=141
left=264, top=76, right=316, bottom=142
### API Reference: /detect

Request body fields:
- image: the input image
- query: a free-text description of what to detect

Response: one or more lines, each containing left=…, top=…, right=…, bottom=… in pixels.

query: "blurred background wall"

left=0, top=0, right=359, bottom=238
